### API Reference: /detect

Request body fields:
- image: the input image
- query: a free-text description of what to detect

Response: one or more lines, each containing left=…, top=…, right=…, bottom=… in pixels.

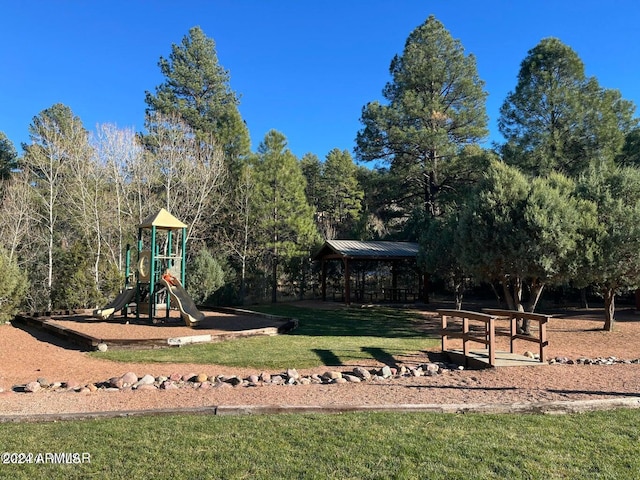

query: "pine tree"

left=0, top=132, right=17, bottom=182
left=356, top=15, right=488, bottom=220
left=145, top=26, right=250, bottom=171
left=251, top=130, right=318, bottom=302
left=499, top=38, right=637, bottom=177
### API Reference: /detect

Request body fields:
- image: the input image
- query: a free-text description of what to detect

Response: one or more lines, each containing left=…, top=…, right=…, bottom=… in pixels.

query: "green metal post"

left=150, top=226, right=156, bottom=320
left=136, top=230, right=143, bottom=322
left=166, top=229, right=172, bottom=318
left=124, top=244, right=131, bottom=320
left=181, top=227, right=187, bottom=285
left=125, top=244, right=131, bottom=287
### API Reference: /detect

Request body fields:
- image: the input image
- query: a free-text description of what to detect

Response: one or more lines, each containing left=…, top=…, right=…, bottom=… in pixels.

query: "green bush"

left=186, top=248, right=225, bottom=304
left=51, top=242, right=102, bottom=309
left=0, top=248, right=28, bottom=323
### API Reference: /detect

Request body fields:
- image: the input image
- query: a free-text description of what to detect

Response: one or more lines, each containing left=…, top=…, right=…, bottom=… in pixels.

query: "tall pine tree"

left=499, top=38, right=637, bottom=177
left=356, top=15, right=488, bottom=221
left=145, top=26, right=250, bottom=172
left=252, top=130, right=318, bottom=302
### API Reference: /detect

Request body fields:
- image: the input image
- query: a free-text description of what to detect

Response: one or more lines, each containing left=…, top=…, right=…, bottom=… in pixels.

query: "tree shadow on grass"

left=312, top=349, right=343, bottom=366
left=255, top=305, right=440, bottom=339
left=361, top=347, right=398, bottom=367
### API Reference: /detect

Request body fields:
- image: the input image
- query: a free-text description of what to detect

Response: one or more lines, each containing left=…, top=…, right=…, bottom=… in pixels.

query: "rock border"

left=7, top=354, right=640, bottom=396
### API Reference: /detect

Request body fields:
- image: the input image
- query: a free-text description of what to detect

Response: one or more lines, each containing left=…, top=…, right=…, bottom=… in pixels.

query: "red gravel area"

left=1, top=304, right=639, bottom=417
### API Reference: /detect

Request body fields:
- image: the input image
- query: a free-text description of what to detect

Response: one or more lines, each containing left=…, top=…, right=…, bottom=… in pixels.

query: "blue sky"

left=2, top=1, right=639, bottom=161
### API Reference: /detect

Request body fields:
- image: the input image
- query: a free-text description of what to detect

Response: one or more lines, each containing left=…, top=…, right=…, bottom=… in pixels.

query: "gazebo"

left=312, top=240, right=425, bottom=305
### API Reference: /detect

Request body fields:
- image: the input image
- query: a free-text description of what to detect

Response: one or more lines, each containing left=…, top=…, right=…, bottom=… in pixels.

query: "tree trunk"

left=271, top=252, right=278, bottom=303
left=239, top=255, right=246, bottom=306
left=489, top=282, right=503, bottom=307
left=603, top=288, right=615, bottom=331
left=581, top=287, right=589, bottom=309
left=526, top=281, right=544, bottom=313
left=501, top=275, right=519, bottom=310
left=454, top=280, right=463, bottom=310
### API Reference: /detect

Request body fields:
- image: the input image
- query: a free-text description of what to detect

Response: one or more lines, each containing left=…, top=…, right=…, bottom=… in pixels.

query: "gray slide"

left=160, top=276, right=206, bottom=327
left=93, top=288, right=136, bottom=320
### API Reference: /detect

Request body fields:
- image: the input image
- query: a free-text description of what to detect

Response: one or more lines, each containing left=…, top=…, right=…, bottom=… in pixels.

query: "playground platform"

left=12, top=307, right=298, bottom=351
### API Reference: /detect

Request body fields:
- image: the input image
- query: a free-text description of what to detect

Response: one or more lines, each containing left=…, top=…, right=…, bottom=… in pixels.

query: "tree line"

left=1, top=18, right=639, bottom=330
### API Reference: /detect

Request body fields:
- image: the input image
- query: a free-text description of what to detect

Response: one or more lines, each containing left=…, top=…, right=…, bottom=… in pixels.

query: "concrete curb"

left=2, top=397, right=639, bottom=423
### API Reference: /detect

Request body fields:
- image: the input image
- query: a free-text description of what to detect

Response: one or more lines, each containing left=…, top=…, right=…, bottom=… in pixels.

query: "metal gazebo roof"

left=313, top=240, right=423, bottom=305
left=313, top=240, right=419, bottom=261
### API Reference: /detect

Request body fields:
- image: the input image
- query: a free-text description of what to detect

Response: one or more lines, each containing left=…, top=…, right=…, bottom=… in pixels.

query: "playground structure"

left=93, top=208, right=205, bottom=327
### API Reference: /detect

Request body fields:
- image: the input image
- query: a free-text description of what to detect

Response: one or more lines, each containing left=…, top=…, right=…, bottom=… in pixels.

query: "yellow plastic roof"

left=138, top=208, right=187, bottom=230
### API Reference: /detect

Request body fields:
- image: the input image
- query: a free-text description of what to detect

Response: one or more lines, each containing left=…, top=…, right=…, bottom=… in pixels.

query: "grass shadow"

left=361, top=347, right=398, bottom=367
left=312, top=349, right=343, bottom=366
left=251, top=304, right=437, bottom=339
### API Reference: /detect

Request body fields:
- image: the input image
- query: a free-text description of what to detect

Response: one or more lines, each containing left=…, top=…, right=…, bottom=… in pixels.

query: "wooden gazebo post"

left=321, top=259, right=327, bottom=301
left=343, top=257, right=351, bottom=305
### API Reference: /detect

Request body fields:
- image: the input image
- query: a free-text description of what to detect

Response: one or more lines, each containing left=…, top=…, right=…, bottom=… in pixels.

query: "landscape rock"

left=322, top=371, right=342, bottom=381
left=37, top=377, right=50, bottom=388
left=352, top=367, right=371, bottom=380
left=270, top=375, right=284, bottom=385
left=97, top=343, right=108, bottom=352
left=134, top=374, right=156, bottom=388
left=25, top=381, right=41, bottom=393
left=196, top=373, right=209, bottom=383
left=109, top=376, right=124, bottom=389
left=224, top=376, right=243, bottom=386
left=136, top=384, right=157, bottom=391
left=381, top=366, right=393, bottom=379
left=425, top=363, right=440, bottom=376
left=121, top=372, right=138, bottom=385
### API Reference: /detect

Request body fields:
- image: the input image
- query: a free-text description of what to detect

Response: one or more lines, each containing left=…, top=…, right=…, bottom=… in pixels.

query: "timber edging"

left=11, top=308, right=299, bottom=351
left=1, top=397, right=639, bottom=423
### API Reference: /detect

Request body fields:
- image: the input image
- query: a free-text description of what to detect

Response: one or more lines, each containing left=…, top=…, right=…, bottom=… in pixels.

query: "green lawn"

left=92, top=304, right=440, bottom=369
left=1, top=410, right=639, bottom=479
